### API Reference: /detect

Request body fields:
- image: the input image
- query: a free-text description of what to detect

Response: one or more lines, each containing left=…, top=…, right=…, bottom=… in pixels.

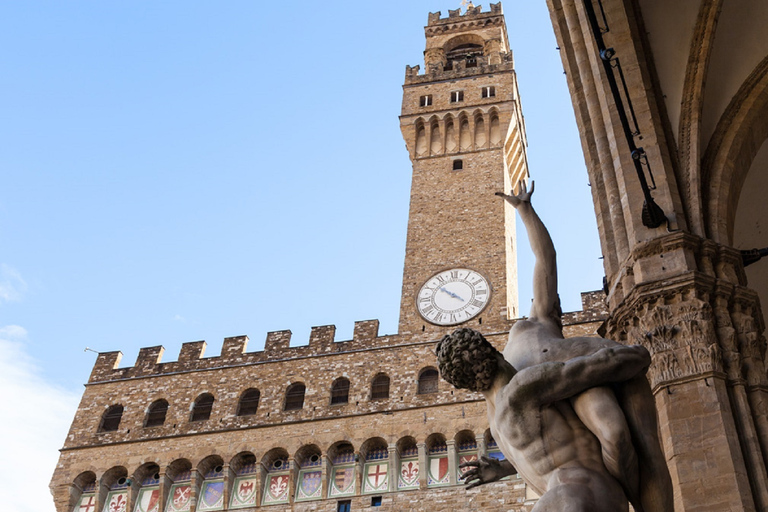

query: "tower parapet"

left=86, top=293, right=607, bottom=384
left=85, top=319, right=407, bottom=383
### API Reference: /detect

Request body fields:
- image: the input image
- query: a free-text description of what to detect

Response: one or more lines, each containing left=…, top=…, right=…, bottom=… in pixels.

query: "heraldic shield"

left=197, top=480, right=225, bottom=511
left=428, top=456, right=450, bottom=486
left=398, top=460, right=419, bottom=489
left=229, top=476, right=258, bottom=509
left=133, top=488, right=159, bottom=512
left=329, top=467, right=355, bottom=497
left=102, top=490, right=127, bottom=512
left=166, top=484, right=192, bottom=512
left=263, top=474, right=290, bottom=504
left=296, top=470, right=322, bottom=500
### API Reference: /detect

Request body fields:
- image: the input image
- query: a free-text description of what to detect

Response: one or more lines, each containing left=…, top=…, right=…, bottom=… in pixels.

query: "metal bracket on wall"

left=742, top=247, right=768, bottom=267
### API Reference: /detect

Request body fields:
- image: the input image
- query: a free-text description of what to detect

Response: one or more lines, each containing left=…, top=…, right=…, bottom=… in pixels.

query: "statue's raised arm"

left=495, top=181, right=560, bottom=326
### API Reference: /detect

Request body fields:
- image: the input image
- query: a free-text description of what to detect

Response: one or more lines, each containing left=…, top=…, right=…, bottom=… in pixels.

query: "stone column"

left=321, top=454, right=330, bottom=499
left=354, top=452, right=363, bottom=496
left=611, top=280, right=761, bottom=511
left=189, top=468, right=202, bottom=512
left=287, top=458, right=296, bottom=505
left=158, top=470, right=171, bottom=512
left=388, top=445, right=399, bottom=493
left=417, top=442, right=428, bottom=490
left=476, top=434, right=487, bottom=459
left=447, top=440, right=458, bottom=486
left=222, top=464, right=233, bottom=511
left=255, top=463, right=266, bottom=507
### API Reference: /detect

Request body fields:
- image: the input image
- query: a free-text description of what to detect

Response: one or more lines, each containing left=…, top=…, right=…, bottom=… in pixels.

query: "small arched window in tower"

left=99, top=404, right=124, bottom=432
left=452, top=159, right=463, bottom=171
left=418, top=368, right=439, bottom=394
left=144, top=399, right=168, bottom=428
left=237, top=388, right=261, bottom=416
left=331, top=378, right=350, bottom=405
left=450, top=90, right=464, bottom=103
left=482, top=86, right=496, bottom=98
left=190, top=393, right=214, bottom=422
left=371, top=374, right=390, bottom=400
left=419, top=95, right=433, bottom=107
left=285, top=383, right=306, bottom=411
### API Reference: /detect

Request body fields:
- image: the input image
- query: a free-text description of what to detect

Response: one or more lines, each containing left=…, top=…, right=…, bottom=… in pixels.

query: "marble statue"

left=436, top=182, right=673, bottom=512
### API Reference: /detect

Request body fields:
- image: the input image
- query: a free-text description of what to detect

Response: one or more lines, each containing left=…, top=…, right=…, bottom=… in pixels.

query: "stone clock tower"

left=398, top=3, right=529, bottom=336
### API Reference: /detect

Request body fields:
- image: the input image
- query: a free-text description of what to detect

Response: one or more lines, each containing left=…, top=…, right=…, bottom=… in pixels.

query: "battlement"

left=427, top=3, right=503, bottom=25
left=404, top=53, right=514, bottom=84
left=88, top=292, right=608, bottom=384
left=89, top=319, right=399, bottom=383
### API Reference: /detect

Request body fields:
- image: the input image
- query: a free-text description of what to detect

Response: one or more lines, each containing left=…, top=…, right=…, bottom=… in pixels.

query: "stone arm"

left=506, top=345, right=651, bottom=410
left=459, top=456, right=517, bottom=489
left=495, top=181, right=559, bottom=322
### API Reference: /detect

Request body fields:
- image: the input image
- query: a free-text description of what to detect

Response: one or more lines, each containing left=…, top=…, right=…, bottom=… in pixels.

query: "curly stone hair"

left=436, top=328, right=500, bottom=392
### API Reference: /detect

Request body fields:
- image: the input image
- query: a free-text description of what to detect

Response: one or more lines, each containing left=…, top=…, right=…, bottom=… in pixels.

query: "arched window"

left=418, top=368, right=439, bottom=394
left=285, top=383, right=306, bottom=411
left=331, top=378, right=350, bottom=405
left=190, top=393, right=214, bottom=422
left=144, top=399, right=168, bottom=428
left=99, top=405, right=123, bottom=432
left=370, top=374, right=390, bottom=400
left=237, top=388, right=261, bottom=416
left=426, top=434, right=449, bottom=487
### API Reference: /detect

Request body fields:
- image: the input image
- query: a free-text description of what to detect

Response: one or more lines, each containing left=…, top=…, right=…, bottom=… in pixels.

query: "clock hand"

left=439, top=287, right=465, bottom=302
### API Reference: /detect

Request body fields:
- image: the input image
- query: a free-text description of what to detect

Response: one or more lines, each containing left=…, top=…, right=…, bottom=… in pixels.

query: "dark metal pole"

left=581, top=0, right=667, bottom=228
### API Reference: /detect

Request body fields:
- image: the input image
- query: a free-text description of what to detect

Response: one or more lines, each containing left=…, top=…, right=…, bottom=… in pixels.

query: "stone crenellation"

left=427, top=3, right=503, bottom=26
left=89, top=292, right=607, bottom=385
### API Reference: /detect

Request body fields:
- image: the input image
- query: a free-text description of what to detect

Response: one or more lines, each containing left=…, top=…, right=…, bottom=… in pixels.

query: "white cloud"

left=173, top=314, right=186, bottom=322
left=0, top=264, right=27, bottom=303
left=0, top=325, right=80, bottom=512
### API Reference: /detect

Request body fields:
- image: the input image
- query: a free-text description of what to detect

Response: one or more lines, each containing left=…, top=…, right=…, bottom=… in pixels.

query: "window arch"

left=144, top=399, right=168, bottom=428
left=371, top=373, right=390, bottom=400
left=190, top=393, right=214, bottom=422
left=285, top=382, right=306, bottom=411
left=418, top=368, right=439, bottom=394
left=331, top=378, right=350, bottom=405
left=99, top=404, right=123, bottom=432
left=426, top=434, right=449, bottom=487
left=72, top=472, right=97, bottom=512
left=415, top=121, right=427, bottom=156
left=237, top=388, right=261, bottom=416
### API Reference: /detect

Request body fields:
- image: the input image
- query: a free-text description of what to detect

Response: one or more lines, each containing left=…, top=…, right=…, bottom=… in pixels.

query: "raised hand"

left=459, top=456, right=514, bottom=489
left=495, top=180, right=535, bottom=208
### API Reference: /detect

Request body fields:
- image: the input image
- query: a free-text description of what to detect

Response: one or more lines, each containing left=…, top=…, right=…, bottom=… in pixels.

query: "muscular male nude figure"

left=450, top=182, right=672, bottom=512
left=437, top=328, right=650, bottom=512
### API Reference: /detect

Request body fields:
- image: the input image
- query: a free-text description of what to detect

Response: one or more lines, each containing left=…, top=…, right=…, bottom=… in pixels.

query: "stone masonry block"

left=309, top=325, right=336, bottom=353
left=221, top=335, right=248, bottom=359
left=353, top=319, right=380, bottom=343
left=178, top=341, right=206, bottom=362
left=135, top=346, right=164, bottom=374
left=264, top=330, right=292, bottom=358
left=89, top=351, right=122, bottom=383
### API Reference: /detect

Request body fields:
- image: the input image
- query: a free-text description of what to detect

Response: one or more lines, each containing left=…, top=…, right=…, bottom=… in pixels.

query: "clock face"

left=416, top=268, right=491, bottom=326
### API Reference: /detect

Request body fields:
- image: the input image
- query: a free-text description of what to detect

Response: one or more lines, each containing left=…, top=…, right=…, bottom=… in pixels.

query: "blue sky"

left=0, top=2, right=602, bottom=509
